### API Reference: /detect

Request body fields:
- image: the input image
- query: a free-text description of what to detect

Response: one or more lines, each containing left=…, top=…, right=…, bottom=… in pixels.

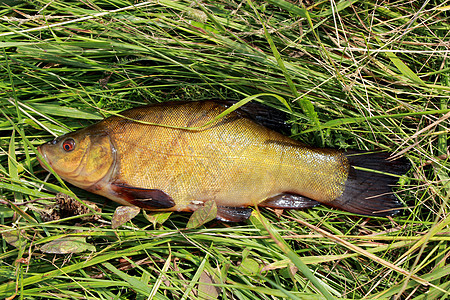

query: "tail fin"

left=330, top=152, right=410, bottom=217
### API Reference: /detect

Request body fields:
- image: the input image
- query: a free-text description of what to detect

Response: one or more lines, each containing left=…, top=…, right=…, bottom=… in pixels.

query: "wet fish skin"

left=38, top=128, right=115, bottom=190
left=37, top=101, right=407, bottom=220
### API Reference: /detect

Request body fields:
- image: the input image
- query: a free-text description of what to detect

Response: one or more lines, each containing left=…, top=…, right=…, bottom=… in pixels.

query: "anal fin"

left=111, top=183, right=175, bottom=209
left=216, top=206, right=252, bottom=222
left=259, top=193, right=321, bottom=209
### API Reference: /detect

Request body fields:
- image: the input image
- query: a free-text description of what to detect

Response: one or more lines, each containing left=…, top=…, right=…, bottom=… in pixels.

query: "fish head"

left=37, top=128, right=115, bottom=189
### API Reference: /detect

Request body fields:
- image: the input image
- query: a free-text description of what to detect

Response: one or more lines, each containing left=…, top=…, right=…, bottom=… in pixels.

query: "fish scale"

left=37, top=100, right=409, bottom=221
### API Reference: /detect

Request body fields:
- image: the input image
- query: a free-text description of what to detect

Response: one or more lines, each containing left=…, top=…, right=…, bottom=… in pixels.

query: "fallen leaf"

left=112, top=206, right=140, bottom=229
left=186, top=200, right=217, bottom=229
left=289, top=263, right=298, bottom=277
left=238, top=256, right=261, bottom=275
left=2, top=229, right=27, bottom=249
left=143, top=211, right=172, bottom=227
left=40, top=236, right=95, bottom=254
left=197, top=270, right=221, bottom=300
left=0, top=205, right=15, bottom=219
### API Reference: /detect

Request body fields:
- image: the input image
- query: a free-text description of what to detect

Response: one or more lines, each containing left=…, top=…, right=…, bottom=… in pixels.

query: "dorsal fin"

left=117, top=100, right=291, bottom=134
left=216, top=100, right=292, bottom=134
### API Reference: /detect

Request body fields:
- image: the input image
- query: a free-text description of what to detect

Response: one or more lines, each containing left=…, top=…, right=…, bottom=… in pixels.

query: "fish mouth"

left=36, top=144, right=50, bottom=171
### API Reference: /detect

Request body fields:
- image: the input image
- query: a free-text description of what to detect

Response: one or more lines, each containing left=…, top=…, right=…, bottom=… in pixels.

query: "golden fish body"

left=38, top=101, right=406, bottom=220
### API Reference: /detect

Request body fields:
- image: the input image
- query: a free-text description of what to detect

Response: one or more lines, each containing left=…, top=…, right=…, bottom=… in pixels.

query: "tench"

left=37, top=101, right=409, bottom=221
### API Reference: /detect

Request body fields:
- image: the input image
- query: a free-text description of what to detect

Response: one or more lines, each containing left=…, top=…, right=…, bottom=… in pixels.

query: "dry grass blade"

left=284, top=215, right=449, bottom=295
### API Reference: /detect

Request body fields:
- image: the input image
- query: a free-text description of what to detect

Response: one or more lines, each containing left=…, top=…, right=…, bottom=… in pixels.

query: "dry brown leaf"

left=197, top=270, right=221, bottom=300
left=112, top=205, right=140, bottom=229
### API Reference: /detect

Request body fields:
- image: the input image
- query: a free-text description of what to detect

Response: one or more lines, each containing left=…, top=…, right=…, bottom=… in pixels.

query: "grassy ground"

left=1, top=0, right=449, bottom=299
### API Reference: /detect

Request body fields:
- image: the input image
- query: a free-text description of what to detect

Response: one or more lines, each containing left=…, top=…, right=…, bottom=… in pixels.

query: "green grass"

left=1, top=0, right=449, bottom=299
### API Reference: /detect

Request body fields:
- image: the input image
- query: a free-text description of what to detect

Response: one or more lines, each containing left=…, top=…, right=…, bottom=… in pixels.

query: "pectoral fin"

left=111, top=183, right=175, bottom=209
left=259, top=193, right=321, bottom=209
left=216, top=206, right=253, bottom=222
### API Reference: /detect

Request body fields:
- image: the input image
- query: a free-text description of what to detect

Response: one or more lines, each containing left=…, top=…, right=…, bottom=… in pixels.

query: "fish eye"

left=62, top=138, right=75, bottom=152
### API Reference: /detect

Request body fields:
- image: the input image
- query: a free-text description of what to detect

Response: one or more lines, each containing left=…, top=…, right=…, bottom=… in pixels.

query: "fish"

left=37, top=100, right=409, bottom=222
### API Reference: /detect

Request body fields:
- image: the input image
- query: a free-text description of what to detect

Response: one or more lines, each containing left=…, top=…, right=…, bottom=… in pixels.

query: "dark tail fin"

left=330, top=152, right=410, bottom=217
